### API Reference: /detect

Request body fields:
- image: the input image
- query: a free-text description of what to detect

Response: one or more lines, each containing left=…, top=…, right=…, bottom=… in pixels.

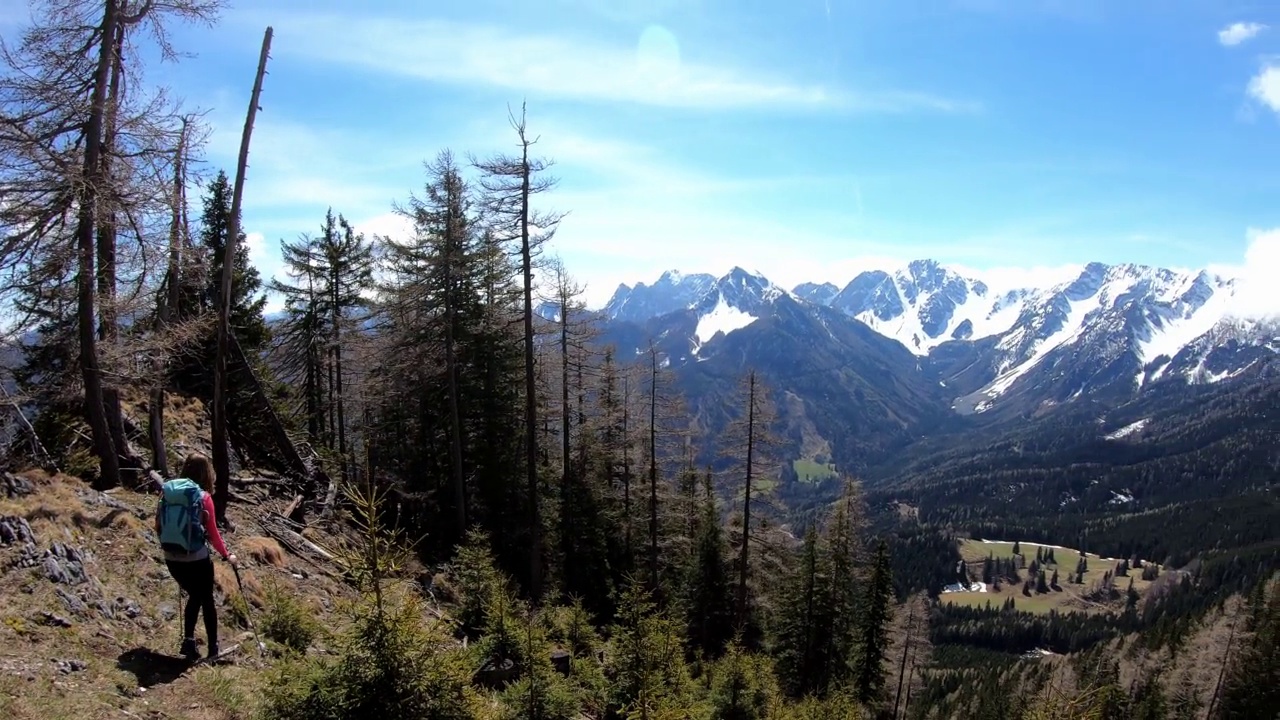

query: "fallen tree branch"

left=235, top=477, right=291, bottom=487
left=260, top=512, right=337, bottom=560
left=257, top=520, right=343, bottom=580
left=0, top=381, right=58, bottom=473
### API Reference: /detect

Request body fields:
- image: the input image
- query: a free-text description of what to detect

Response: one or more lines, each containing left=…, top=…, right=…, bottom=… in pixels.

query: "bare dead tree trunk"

left=326, top=344, right=335, bottom=449
left=1205, top=613, right=1238, bottom=720
left=560, top=294, right=570, bottom=488
left=902, top=660, right=916, bottom=718
left=98, top=7, right=148, bottom=484
left=517, top=126, right=542, bottom=602
left=445, top=278, right=466, bottom=535
left=97, top=19, right=124, bottom=344
left=331, top=266, right=349, bottom=484
left=893, top=602, right=916, bottom=719
left=622, top=374, right=632, bottom=561
left=736, top=370, right=757, bottom=629
left=648, top=344, right=659, bottom=593
left=149, top=118, right=188, bottom=478
left=79, top=0, right=122, bottom=490
left=212, top=26, right=271, bottom=524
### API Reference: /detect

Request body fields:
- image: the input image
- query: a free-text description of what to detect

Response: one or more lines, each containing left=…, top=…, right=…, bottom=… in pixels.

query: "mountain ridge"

left=600, top=258, right=1278, bottom=420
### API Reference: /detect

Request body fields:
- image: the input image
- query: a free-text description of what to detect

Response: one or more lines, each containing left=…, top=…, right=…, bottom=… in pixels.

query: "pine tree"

left=681, top=472, right=734, bottom=658
left=854, top=539, right=893, bottom=708
left=199, top=170, right=269, bottom=354
left=722, top=369, right=780, bottom=645
left=708, top=641, right=781, bottom=720
left=472, top=104, right=566, bottom=603
left=372, top=150, right=527, bottom=571
left=272, top=231, right=329, bottom=445
left=607, top=577, right=700, bottom=717
left=821, top=480, right=865, bottom=693
left=272, top=208, right=374, bottom=473
left=773, top=527, right=828, bottom=697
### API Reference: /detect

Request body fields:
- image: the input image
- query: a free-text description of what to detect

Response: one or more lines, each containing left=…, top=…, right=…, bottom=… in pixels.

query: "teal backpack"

left=158, top=478, right=208, bottom=554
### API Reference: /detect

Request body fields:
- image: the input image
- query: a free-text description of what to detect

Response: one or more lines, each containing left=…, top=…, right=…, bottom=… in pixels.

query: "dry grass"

left=239, top=536, right=286, bottom=568
left=118, top=388, right=212, bottom=468
left=214, top=560, right=262, bottom=608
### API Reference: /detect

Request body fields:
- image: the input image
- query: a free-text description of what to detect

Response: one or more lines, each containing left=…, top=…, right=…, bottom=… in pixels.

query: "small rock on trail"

left=54, top=658, right=87, bottom=674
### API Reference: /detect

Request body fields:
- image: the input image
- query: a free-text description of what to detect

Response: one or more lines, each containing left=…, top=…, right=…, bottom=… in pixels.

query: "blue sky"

left=7, top=0, right=1280, bottom=309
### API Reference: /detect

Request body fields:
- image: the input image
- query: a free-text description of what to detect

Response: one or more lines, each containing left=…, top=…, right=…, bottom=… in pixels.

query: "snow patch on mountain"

left=979, top=297, right=1094, bottom=403
left=1105, top=418, right=1149, bottom=440
left=1137, top=273, right=1235, bottom=364
left=694, top=298, right=757, bottom=346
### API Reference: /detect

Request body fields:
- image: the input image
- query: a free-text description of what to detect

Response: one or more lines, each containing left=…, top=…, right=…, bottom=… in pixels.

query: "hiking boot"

left=206, top=642, right=220, bottom=659
left=179, top=638, right=198, bottom=659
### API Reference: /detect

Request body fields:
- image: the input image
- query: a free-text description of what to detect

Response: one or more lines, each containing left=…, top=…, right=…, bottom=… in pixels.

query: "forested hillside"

left=0, top=2, right=1277, bottom=719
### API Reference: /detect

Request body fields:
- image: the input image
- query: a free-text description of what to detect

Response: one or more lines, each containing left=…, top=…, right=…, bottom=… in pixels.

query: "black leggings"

left=166, top=557, right=217, bottom=647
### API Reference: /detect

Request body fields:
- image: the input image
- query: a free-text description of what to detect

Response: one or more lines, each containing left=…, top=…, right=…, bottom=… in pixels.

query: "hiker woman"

left=155, top=452, right=237, bottom=660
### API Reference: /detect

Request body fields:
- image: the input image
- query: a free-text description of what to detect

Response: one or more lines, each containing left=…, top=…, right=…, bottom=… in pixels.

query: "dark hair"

left=180, top=452, right=215, bottom=494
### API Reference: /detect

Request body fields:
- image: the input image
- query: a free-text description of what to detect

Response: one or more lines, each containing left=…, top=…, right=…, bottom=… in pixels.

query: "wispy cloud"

left=239, top=10, right=976, bottom=114
left=1219, top=22, right=1267, bottom=47
left=1209, top=228, right=1280, bottom=319
left=1247, top=63, right=1280, bottom=115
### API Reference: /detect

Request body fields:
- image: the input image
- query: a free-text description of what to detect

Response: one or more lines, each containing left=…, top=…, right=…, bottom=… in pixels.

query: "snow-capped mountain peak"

left=603, top=269, right=716, bottom=323
left=604, top=257, right=1277, bottom=415
left=822, top=259, right=1015, bottom=353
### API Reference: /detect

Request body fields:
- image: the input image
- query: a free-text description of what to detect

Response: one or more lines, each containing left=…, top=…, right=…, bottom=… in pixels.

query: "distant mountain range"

left=601, top=259, right=1278, bottom=414
left=591, top=259, right=1278, bottom=486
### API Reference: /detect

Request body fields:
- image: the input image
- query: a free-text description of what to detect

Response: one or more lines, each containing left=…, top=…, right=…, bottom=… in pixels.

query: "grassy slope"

left=792, top=458, right=838, bottom=484
left=0, top=465, right=358, bottom=720
left=942, top=539, right=1164, bottom=615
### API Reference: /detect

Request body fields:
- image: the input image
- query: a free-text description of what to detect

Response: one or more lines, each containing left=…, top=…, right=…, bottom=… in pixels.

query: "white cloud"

left=1222, top=228, right=1280, bottom=319
left=1218, top=22, right=1267, bottom=47
left=240, top=10, right=975, bottom=114
left=241, top=231, right=285, bottom=315
left=1247, top=64, right=1280, bottom=114
left=243, top=231, right=267, bottom=274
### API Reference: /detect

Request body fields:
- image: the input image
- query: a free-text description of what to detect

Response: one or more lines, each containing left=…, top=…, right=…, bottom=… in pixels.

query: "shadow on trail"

left=116, top=647, right=194, bottom=687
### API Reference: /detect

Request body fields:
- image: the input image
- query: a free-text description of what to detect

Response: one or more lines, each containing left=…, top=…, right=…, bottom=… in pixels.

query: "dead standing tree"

left=149, top=115, right=193, bottom=477
left=211, top=26, right=271, bottom=526
left=472, top=102, right=564, bottom=602
left=0, top=0, right=225, bottom=488
left=723, top=368, right=781, bottom=636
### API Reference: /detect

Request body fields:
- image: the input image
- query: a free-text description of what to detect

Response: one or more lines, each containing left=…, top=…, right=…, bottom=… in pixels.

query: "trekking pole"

left=177, top=582, right=185, bottom=648
left=231, top=564, right=267, bottom=656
